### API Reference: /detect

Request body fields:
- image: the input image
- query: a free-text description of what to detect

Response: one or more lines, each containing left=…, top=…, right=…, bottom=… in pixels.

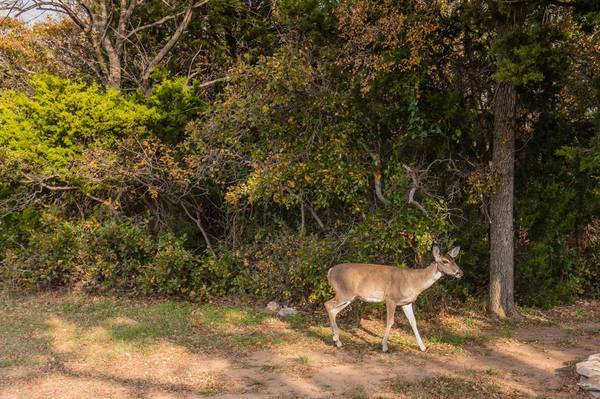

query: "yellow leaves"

left=148, top=186, right=159, bottom=199
left=261, top=104, right=270, bottom=113
left=287, top=180, right=295, bottom=188
left=224, top=190, right=240, bottom=205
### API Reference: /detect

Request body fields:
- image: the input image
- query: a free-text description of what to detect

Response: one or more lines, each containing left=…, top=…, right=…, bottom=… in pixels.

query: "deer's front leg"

left=382, top=300, right=396, bottom=352
left=401, top=303, right=426, bottom=352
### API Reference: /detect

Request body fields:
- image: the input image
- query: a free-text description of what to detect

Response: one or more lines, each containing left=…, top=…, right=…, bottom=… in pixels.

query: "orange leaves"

left=336, top=0, right=448, bottom=92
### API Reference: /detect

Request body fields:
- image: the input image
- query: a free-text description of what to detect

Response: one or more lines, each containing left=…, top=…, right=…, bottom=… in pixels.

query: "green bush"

left=0, top=213, right=199, bottom=296
left=248, top=230, right=334, bottom=304
left=1, top=215, right=79, bottom=288
left=80, top=218, right=154, bottom=292
left=139, top=233, right=199, bottom=296
left=191, top=252, right=253, bottom=299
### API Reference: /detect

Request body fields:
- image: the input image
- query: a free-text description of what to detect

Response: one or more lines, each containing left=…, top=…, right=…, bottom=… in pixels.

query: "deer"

left=324, top=245, right=462, bottom=353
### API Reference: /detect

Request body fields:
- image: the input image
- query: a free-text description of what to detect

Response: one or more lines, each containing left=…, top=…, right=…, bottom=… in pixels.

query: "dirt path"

left=0, top=294, right=598, bottom=398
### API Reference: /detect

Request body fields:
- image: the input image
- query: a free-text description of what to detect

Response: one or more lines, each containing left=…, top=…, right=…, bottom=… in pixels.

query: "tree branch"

left=180, top=201, right=215, bottom=256
left=140, top=0, right=209, bottom=89
left=402, top=164, right=429, bottom=217
left=284, top=188, right=324, bottom=229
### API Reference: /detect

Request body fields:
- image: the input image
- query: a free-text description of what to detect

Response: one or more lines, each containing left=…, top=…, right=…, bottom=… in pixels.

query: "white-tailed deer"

left=325, top=245, right=462, bottom=352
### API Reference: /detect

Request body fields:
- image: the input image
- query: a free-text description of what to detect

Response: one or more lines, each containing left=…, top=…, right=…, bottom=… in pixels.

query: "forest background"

left=1, top=0, right=599, bottom=316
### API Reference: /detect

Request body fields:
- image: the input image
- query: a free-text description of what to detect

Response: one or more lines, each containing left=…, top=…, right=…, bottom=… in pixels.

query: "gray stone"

left=577, top=360, right=600, bottom=378
left=266, top=301, right=281, bottom=312
left=579, top=376, right=600, bottom=392
left=589, top=354, right=600, bottom=362
left=277, top=307, right=298, bottom=317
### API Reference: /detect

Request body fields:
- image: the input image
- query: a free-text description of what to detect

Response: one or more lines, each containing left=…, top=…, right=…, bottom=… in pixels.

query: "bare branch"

left=140, top=0, right=209, bottom=89
left=180, top=201, right=215, bottom=256
left=284, top=188, right=325, bottom=229
left=126, top=7, right=185, bottom=38
left=402, top=164, right=429, bottom=217
left=198, top=76, right=229, bottom=88
left=360, top=141, right=390, bottom=205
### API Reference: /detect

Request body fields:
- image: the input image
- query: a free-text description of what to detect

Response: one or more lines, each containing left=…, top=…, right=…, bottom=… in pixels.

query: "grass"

left=0, top=292, right=295, bottom=369
left=295, top=355, right=309, bottom=364
left=0, top=291, right=536, bottom=368
left=345, top=386, right=370, bottom=399
left=1, top=291, right=598, bottom=398
left=391, top=374, right=524, bottom=399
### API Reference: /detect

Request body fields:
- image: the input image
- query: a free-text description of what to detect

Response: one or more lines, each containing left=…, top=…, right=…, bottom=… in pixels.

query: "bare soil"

left=0, top=293, right=598, bottom=398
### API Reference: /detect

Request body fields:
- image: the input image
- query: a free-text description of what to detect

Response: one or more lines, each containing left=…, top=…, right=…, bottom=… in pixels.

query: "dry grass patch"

left=390, top=374, right=526, bottom=399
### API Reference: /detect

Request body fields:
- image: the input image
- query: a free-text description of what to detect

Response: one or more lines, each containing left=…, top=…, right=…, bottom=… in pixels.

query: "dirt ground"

left=0, top=293, right=598, bottom=398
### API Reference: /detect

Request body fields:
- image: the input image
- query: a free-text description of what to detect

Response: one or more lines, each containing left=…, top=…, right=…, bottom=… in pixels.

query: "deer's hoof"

left=335, top=340, right=342, bottom=348
left=419, top=346, right=427, bottom=352
left=382, top=346, right=389, bottom=353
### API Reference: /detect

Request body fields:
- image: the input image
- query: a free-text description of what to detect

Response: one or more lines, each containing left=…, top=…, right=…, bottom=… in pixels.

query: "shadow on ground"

left=0, top=292, right=597, bottom=398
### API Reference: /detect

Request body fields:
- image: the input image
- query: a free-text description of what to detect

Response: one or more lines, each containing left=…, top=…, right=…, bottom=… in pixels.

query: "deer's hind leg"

left=382, top=300, right=397, bottom=353
left=325, top=296, right=353, bottom=348
left=401, top=303, right=426, bottom=352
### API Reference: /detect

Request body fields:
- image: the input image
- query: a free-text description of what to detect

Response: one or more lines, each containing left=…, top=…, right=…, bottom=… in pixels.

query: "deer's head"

left=432, top=245, right=463, bottom=279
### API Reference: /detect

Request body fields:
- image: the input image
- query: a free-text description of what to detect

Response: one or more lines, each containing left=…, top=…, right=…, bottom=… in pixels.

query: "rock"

left=577, top=358, right=600, bottom=378
left=579, top=375, right=600, bottom=392
left=590, top=354, right=600, bottom=362
left=277, top=307, right=298, bottom=317
left=266, top=301, right=280, bottom=312
left=576, top=353, right=600, bottom=397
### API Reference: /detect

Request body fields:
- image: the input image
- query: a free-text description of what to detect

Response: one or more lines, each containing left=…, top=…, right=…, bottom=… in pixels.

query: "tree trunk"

left=488, top=2, right=527, bottom=320
left=489, top=80, right=519, bottom=319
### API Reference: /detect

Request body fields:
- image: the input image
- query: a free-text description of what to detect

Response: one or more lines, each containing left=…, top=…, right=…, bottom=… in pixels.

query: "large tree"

left=488, top=2, right=524, bottom=319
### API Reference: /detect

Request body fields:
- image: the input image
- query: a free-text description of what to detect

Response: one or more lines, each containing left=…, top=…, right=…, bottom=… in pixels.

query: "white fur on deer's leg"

left=402, top=303, right=427, bottom=352
left=326, top=298, right=351, bottom=348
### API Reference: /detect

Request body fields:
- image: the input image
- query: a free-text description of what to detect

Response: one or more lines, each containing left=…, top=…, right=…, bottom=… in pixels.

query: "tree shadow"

left=1, top=292, right=596, bottom=398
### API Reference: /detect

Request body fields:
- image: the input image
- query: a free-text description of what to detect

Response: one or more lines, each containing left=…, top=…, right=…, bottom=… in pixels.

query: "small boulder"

left=266, top=301, right=281, bottom=312
left=578, top=360, right=600, bottom=378
left=576, top=353, right=600, bottom=397
left=579, top=375, right=600, bottom=392
left=277, top=307, right=298, bottom=318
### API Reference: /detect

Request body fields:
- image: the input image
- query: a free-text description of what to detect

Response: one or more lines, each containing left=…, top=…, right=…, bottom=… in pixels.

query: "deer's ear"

left=448, top=246, right=460, bottom=258
left=432, top=245, right=441, bottom=260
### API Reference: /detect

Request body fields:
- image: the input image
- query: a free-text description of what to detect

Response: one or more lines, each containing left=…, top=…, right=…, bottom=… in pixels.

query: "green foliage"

left=1, top=0, right=600, bottom=312
left=0, top=74, right=156, bottom=177
left=191, top=253, right=253, bottom=299
left=244, top=229, right=334, bottom=304
left=145, top=76, right=206, bottom=144
left=140, top=233, right=199, bottom=296
left=193, top=47, right=370, bottom=213
left=1, top=213, right=79, bottom=288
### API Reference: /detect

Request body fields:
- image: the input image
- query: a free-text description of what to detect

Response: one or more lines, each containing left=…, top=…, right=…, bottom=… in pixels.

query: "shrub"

left=140, top=233, right=199, bottom=296
left=0, top=212, right=198, bottom=296
left=0, top=215, right=79, bottom=288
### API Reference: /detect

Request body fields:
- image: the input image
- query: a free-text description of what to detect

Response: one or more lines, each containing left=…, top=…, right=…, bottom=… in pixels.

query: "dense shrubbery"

left=1, top=0, right=599, bottom=311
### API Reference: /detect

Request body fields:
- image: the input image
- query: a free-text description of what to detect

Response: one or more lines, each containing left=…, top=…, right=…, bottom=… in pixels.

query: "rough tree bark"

left=489, top=79, right=519, bottom=319
left=488, top=4, right=525, bottom=319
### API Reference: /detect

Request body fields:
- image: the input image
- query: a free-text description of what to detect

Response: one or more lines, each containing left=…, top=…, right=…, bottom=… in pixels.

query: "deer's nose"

left=455, top=271, right=463, bottom=279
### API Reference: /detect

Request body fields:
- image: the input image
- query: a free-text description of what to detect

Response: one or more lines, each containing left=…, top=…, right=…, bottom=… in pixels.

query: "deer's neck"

left=415, top=263, right=442, bottom=294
